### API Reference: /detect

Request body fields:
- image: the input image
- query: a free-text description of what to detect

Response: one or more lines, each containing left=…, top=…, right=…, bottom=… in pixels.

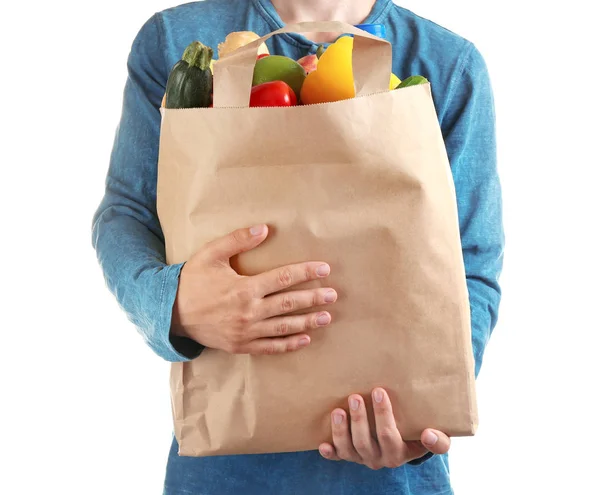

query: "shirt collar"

left=251, top=0, right=392, bottom=51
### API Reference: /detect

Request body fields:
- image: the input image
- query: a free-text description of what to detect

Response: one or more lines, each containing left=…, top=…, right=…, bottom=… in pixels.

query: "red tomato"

left=256, top=53, right=270, bottom=60
left=249, top=81, right=298, bottom=107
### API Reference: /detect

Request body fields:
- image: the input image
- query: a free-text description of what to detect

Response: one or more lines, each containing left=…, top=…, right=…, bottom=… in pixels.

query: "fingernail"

left=333, top=414, right=343, bottom=425
left=324, top=290, right=337, bottom=303
left=316, top=313, right=331, bottom=326
left=250, top=224, right=265, bottom=236
left=316, top=264, right=330, bottom=277
left=349, top=398, right=359, bottom=411
left=373, top=389, right=384, bottom=403
left=298, top=337, right=310, bottom=347
left=423, top=431, right=438, bottom=446
left=320, top=446, right=330, bottom=457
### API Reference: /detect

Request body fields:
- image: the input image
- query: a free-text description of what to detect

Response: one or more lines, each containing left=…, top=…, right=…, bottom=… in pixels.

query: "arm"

left=441, top=43, right=504, bottom=378
left=409, top=44, right=503, bottom=469
left=409, top=44, right=503, bottom=467
left=91, top=14, right=202, bottom=361
left=411, top=44, right=504, bottom=468
left=93, top=15, right=339, bottom=362
left=322, top=43, right=504, bottom=469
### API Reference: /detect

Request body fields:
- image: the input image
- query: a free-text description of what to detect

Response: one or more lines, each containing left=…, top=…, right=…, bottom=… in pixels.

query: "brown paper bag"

left=157, top=21, right=477, bottom=457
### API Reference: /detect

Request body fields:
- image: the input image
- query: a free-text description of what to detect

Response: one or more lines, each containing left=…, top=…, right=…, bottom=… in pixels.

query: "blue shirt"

left=91, top=0, right=504, bottom=493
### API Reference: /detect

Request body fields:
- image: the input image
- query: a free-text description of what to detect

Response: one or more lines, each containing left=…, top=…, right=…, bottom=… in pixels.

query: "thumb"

left=420, top=429, right=451, bottom=455
left=204, top=224, right=268, bottom=263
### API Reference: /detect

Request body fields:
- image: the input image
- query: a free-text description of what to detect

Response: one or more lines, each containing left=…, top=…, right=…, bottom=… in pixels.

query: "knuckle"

left=226, top=342, right=242, bottom=354
left=386, top=455, right=404, bottom=469
left=332, top=425, right=345, bottom=436
left=350, top=412, right=364, bottom=424
left=312, top=291, right=320, bottom=307
left=245, top=306, right=258, bottom=323
left=227, top=336, right=241, bottom=350
left=232, top=291, right=256, bottom=326
left=236, top=311, right=253, bottom=326
left=278, top=268, right=294, bottom=288
left=227, top=325, right=249, bottom=347
left=235, top=284, right=255, bottom=304
left=275, top=321, right=290, bottom=336
left=304, top=265, right=313, bottom=282
left=337, top=450, right=353, bottom=462
left=353, top=439, right=368, bottom=452
left=305, top=316, right=314, bottom=331
left=280, top=294, right=295, bottom=312
left=226, top=327, right=242, bottom=344
left=377, top=426, right=397, bottom=441
left=367, top=461, right=383, bottom=471
left=231, top=228, right=247, bottom=246
left=374, top=405, right=388, bottom=417
left=261, top=343, right=278, bottom=355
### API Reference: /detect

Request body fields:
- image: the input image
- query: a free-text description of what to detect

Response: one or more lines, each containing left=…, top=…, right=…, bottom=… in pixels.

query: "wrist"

left=170, top=296, right=201, bottom=346
left=170, top=318, right=189, bottom=339
left=171, top=279, right=191, bottom=339
left=169, top=295, right=204, bottom=357
left=168, top=331, right=205, bottom=360
left=408, top=452, right=435, bottom=466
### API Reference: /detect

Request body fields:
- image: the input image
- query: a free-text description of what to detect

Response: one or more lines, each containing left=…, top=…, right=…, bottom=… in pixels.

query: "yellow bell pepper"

left=300, top=36, right=402, bottom=104
left=300, top=36, right=355, bottom=105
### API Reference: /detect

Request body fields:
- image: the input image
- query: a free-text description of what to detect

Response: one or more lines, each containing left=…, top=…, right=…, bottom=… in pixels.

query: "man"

left=91, top=0, right=504, bottom=493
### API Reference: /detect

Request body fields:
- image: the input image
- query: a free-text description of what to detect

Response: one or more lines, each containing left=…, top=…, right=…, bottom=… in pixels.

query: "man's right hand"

left=170, top=224, right=337, bottom=355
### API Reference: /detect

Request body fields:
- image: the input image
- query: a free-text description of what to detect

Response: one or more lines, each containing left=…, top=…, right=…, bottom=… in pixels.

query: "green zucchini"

left=165, top=41, right=213, bottom=109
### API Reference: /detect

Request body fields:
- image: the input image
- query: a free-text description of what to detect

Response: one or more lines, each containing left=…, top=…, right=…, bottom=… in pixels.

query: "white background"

left=1, top=1, right=599, bottom=494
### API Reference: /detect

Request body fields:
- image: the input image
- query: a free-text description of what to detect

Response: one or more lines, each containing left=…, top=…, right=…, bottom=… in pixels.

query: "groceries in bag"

left=161, top=31, right=427, bottom=108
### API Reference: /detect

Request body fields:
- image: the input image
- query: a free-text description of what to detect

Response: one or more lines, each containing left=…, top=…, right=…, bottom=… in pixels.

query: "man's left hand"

left=318, top=388, right=450, bottom=470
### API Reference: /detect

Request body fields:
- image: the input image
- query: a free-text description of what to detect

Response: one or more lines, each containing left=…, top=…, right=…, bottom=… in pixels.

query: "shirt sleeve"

left=441, top=43, right=505, bottom=377
left=91, top=13, right=203, bottom=362
left=409, top=46, right=503, bottom=466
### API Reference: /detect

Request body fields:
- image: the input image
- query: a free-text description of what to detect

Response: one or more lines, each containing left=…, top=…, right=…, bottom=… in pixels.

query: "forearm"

left=468, top=272, right=501, bottom=377
left=92, top=193, right=202, bottom=361
left=91, top=14, right=203, bottom=361
left=459, top=137, right=504, bottom=377
left=439, top=42, right=504, bottom=377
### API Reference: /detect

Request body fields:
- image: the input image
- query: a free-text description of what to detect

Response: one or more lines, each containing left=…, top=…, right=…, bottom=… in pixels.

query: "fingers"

left=242, top=334, right=312, bottom=355
left=372, top=388, right=450, bottom=462
left=321, top=390, right=450, bottom=469
left=251, top=262, right=331, bottom=297
left=372, top=388, right=426, bottom=466
left=249, top=311, right=332, bottom=339
left=401, top=429, right=449, bottom=462
left=420, top=429, right=451, bottom=455
left=318, top=443, right=341, bottom=461
left=259, top=288, right=337, bottom=319
left=204, top=224, right=268, bottom=264
left=330, top=409, right=362, bottom=463
left=372, top=388, right=404, bottom=455
left=347, top=395, right=381, bottom=467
